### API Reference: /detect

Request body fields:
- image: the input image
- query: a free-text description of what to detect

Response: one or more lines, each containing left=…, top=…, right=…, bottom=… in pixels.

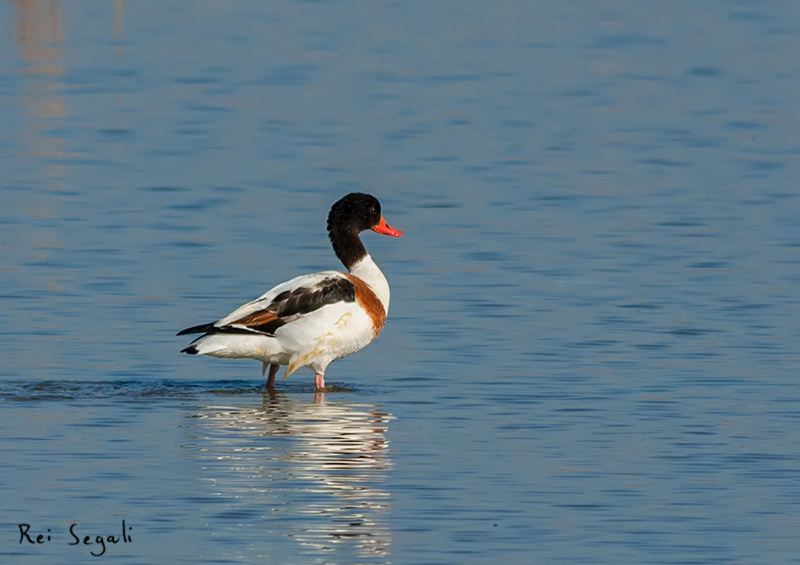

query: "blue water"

left=2, top=1, right=800, bottom=563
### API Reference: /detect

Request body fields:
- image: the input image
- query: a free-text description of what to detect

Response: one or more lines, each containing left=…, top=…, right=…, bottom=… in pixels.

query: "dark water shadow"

left=0, top=379, right=362, bottom=402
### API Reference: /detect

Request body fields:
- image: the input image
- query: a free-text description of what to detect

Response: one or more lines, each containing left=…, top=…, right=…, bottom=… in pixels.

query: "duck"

left=177, top=192, right=403, bottom=391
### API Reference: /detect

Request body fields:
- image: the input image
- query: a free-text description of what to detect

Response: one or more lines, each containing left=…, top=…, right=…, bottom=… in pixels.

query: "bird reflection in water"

left=192, top=389, right=394, bottom=559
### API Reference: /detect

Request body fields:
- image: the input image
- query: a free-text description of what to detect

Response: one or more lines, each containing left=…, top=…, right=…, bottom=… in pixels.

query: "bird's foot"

left=265, top=363, right=279, bottom=389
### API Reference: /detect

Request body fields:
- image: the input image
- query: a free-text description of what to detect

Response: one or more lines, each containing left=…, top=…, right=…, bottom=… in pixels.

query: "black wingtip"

left=181, top=345, right=199, bottom=355
left=177, top=322, right=215, bottom=336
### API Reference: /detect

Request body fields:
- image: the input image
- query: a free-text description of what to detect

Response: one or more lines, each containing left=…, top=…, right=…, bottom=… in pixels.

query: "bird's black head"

left=326, top=192, right=402, bottom=269
left=327, top=192, right=382, bottom=236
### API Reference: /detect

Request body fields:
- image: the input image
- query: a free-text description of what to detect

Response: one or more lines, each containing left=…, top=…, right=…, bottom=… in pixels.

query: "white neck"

left=348, top=254, right=390, bottom=313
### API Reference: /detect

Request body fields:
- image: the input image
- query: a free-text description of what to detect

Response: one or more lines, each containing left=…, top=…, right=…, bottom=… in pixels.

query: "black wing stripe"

left=179, top=276, right=356, bottom=339
left=273, top=277, right=355, bottom=318
left=232, top=276, right=355, bottom=329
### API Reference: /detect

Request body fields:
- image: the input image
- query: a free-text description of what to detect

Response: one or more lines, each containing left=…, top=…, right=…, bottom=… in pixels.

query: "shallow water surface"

left=2, top=1, right=800, bottom=564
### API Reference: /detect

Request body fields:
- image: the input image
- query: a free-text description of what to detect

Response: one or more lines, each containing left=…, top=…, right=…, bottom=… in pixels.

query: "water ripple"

left=0, top=380, right=360, bottom=401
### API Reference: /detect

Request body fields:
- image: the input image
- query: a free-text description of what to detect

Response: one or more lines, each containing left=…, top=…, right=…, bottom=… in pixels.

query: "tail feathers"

left=181, top=332, right=280, bottom=360
left=183, top=342, right=230, bottom=357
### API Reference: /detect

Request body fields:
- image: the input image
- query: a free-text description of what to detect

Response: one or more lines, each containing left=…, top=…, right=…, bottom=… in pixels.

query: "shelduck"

left=178, top=192, right=403, bottom=391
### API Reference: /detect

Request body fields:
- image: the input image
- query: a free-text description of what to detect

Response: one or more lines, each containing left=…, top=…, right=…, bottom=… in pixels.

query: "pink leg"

left=266, top=364, right=279, bottom=389
left=314, top=373, right=325, bottom=391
